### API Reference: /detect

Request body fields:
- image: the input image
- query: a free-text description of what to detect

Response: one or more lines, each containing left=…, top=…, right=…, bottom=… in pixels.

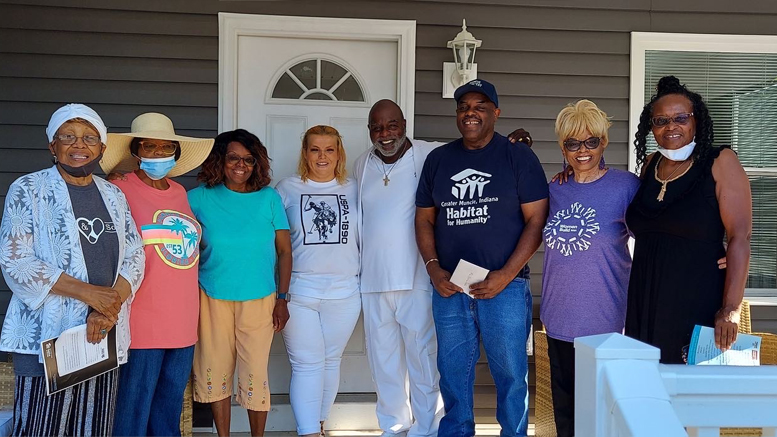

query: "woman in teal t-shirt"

left=188, top=129, right=292, bottom=437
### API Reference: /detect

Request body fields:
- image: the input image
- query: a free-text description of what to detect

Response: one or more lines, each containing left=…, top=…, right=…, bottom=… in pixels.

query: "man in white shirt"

left=354, top=100, right=532, bottom=437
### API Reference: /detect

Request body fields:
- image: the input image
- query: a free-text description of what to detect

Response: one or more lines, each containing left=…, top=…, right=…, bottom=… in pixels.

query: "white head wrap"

left=46, top=103, right=108, bottom=144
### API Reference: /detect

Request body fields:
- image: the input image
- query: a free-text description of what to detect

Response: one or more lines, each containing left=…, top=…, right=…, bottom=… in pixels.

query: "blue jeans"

left=113, top=346, right=195, bottom=436
left=433, top=278, right=532, bottom=437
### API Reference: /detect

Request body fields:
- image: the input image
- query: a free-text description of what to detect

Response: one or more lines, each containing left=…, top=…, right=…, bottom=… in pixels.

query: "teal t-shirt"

left=188, top=184, right=290, bottom=301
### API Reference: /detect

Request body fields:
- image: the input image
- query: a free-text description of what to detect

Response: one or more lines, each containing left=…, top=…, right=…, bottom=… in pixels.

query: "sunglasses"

left=651, top=112, right=694, bottom=127
left=226, top=153, right=257, bottom=167
left=563, top=137, right=601, bottom=152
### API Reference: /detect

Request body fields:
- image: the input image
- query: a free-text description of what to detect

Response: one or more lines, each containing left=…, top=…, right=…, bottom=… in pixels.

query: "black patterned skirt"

left=12, top=368, right=119, bottom=437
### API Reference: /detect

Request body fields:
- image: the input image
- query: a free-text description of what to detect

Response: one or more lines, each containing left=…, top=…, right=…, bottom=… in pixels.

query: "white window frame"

left=630, top=32, right=777, bottom=299
left=266, top=54, right=369, bottom=106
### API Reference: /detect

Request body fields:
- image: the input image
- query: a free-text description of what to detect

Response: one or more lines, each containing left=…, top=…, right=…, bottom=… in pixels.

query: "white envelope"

left=450, top=259, right=490, bottom=297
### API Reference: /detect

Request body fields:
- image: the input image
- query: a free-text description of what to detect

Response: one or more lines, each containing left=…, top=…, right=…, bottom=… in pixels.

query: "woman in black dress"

left=626, top=76, right=752, bottom=364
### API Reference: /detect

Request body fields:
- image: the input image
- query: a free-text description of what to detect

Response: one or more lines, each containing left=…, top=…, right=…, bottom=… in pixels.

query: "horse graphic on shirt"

left=304, top=200, right=337, bottom=241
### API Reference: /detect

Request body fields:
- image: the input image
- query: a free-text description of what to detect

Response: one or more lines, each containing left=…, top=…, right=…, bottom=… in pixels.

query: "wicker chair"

left=533, top=330, right=557, bottom=437
left=739, top=300, right=752, bottom=334
left=179, top=377, right=193, bottom=436
left=0, top=357, right=13, bottom=410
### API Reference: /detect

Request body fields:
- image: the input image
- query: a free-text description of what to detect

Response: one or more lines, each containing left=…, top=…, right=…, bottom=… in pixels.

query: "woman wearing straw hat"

left=188, top=129, right=292, bottom=437
left=0, top=103, right=145, bottom=436
left=101, top=112, right=214, bottom=436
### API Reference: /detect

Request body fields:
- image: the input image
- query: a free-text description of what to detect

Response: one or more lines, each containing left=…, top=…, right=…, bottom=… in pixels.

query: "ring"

left=100, top=329, right=107, bottom=336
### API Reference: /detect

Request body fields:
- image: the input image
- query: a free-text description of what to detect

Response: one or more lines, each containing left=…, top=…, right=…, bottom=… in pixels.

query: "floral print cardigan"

left=0, top=166, right=145, bottom=363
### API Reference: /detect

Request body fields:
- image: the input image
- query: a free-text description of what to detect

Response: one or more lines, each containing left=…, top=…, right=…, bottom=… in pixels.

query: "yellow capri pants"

left=192, top=289, right=276, bottom=411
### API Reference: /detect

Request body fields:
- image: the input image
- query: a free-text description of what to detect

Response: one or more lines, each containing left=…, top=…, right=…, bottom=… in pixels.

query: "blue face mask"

left=139, top=156, right=176, bottom=180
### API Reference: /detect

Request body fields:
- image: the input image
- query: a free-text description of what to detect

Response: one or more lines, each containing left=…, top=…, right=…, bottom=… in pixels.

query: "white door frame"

left=218, top=12, right=417, bottom=137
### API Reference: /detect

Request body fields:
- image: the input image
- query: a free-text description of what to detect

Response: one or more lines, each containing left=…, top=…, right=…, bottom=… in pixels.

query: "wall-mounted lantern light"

left=443, top=19, right=482, bottom=98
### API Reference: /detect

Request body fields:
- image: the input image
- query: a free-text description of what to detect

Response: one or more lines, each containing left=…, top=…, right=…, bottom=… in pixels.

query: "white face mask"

left=657, top=140, right=695, bottom=161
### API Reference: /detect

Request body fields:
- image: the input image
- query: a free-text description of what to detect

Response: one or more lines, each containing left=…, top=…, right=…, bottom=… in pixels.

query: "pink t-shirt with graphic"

left=113, top=172, right=200, bottom=349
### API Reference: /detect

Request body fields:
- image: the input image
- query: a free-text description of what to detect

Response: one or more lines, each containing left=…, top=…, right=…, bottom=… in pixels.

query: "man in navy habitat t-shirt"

left=415, top=79, right=549, bottom=437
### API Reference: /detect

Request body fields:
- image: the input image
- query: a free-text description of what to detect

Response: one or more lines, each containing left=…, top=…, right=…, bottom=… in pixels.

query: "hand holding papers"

left=450, top=259, right=490, bottom=298
left=41, top=324, right=118, bottom=395
left=54, top=325, right=110, bottom=376
left=687, top=325, right=762, bottom=366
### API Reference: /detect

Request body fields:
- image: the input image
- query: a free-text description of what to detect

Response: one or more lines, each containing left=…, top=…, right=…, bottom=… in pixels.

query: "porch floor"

left=194, top=424, right=535, bottom=436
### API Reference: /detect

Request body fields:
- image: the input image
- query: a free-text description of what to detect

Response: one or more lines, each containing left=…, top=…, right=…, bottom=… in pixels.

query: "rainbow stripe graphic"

left=141, top=224, right=183, bottom=246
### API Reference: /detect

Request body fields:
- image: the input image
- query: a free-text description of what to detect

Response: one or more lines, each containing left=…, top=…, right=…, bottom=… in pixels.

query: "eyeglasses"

left=56, top=134, right=101, bottom=146
left=225, top=153, right=257, bottom=167
left=651, top=112, right=694, bottom=127
left=139, top=141, right=178, bottom=156
left=563, top=137, right=601, bottom=152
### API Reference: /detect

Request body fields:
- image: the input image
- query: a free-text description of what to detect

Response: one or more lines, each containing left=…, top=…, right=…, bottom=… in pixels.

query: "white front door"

left=219, top=13, right=417, bottom=404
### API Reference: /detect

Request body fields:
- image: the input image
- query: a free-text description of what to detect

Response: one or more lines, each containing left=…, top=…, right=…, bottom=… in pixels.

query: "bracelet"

left=277, top=292, right=289, bottom=301
left=424, top=258, right=439, bottom=267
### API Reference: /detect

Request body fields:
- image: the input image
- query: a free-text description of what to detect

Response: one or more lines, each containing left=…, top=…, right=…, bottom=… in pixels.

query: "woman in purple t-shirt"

left=540, top=100, right=640, bottom=437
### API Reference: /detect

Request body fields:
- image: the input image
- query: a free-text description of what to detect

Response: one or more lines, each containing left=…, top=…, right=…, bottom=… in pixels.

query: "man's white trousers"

left=362, top=289, right=444, bottom=437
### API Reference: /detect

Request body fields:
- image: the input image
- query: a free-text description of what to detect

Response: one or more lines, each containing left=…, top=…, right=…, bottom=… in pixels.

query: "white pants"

left=283, top=292, right=362, bottom=435
left=362, top=289, right=444, bottom=437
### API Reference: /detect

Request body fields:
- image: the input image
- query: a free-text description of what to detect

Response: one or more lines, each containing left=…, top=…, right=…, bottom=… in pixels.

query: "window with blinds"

left=644, top=51, right=777, bottom=291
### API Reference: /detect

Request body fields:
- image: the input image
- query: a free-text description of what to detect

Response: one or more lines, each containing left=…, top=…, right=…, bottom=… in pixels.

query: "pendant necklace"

left=654, top=155, right=694, bottom=202
left=374, top=144, right=409, bottom=186
left=373, top=155, right=399, bottom=186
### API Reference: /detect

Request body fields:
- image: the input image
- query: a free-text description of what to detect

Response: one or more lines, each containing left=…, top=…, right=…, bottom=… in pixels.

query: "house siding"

left=2, top=0, right=777, bottom=421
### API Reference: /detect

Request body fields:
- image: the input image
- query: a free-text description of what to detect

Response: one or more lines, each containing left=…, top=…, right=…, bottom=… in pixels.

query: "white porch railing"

left=575, top=333, right=777, bottom=437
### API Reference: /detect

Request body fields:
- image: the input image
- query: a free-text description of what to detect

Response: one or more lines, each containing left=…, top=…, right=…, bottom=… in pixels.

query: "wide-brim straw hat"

left=101, top=112, right=214, bottom=178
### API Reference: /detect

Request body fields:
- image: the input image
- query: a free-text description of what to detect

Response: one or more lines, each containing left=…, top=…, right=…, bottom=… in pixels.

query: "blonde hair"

left=298, top=125, right=348, bottom=184
left=554, top=100, right=612, bottom=147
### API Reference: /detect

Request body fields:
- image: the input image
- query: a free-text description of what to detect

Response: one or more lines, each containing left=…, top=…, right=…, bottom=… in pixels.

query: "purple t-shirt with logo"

left=416, top=133, right=548, bottom=276
left=540, top=169, right=640, bottom=342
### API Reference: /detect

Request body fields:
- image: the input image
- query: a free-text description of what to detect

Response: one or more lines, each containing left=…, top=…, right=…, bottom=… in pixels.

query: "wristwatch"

left=277, top=292, right=289, bottom=301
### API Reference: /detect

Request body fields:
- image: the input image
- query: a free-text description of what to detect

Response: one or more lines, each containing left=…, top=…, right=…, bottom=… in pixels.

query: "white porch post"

left=575, top=333, right=666, bottom=436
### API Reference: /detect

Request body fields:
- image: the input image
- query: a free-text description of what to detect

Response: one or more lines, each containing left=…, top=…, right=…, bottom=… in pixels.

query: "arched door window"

left=271, top=58, right=365, bottom=102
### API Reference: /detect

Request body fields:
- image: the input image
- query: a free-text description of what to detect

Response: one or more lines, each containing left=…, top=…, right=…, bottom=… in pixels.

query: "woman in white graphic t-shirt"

left=275, top=125, right=361, bottom=437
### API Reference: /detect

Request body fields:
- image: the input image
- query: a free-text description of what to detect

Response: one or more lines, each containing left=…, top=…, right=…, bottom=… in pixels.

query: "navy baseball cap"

left=454, top=79, right=499, bottom=108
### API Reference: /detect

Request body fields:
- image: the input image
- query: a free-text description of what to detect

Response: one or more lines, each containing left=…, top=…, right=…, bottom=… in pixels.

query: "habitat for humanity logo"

left=450, top=169, right=491, bottom=200
left=441, top=168, right=498, bottom=226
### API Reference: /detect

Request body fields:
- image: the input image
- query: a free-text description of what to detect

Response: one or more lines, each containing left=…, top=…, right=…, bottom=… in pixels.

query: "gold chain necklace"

left=654, top=155, right=693, bottom=202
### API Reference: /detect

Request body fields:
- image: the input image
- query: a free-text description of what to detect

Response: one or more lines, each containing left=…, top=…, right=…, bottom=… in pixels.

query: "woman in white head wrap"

left=0, top=104, right=145, bottom=436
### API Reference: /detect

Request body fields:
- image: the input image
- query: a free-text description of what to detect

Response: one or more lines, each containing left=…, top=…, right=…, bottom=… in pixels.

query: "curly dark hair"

left=634, top=75, right=715, bottom=170
left=197, top=129, right=271, bottom=191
